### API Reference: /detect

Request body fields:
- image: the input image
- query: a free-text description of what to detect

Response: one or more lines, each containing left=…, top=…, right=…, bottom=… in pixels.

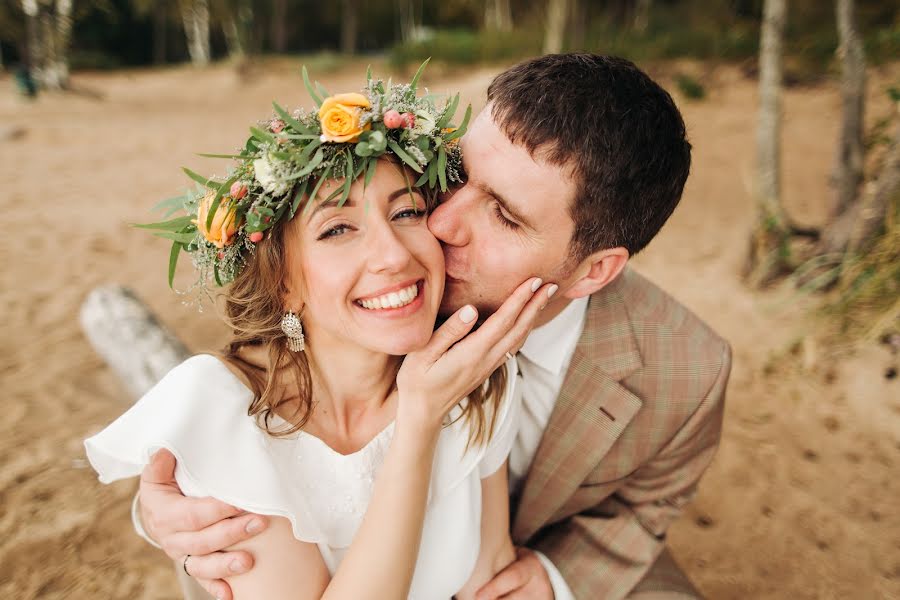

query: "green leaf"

left=167, top=241, right=181, bottom=288
left=428, top=159, right=437, bottom=188
left=305, top=165, right=332, bottom=214
left=151, top=194, right=187, bottom=214
left=153, top=231, right=198, bottom=244
left=415, top=170, right=429, bottom=187
left=289, top=148, right=325, bottom=179
left=445, top=105, right=472, bottom=140
left=269, top=150, right=291, bottom=161
left=205, top=174, right=238, bottom=231
left=366, top=64, right=372, bottom=83
left=437, top=146, right=448, bottom=192
left=409, top=58, right=431, bottom=93
left=299, top=138, right=323, bottom=163
left=387, top=140, right=423, bottom=173
left=196, top=152, right=247, bottom=159
left=182, top=167, right=221, bottom=189
left=436, top=93, right=460, bottom=129
left=250, top=126, right=276, bottom=145
left=214, top=265, right=223, bottom=287
left=364, top=157, right=378, bottom=188
left=273, top=101, right=311, bottom=134
left=339, top=150, right=354, bottom=207
left=133, top=215, right=195, bottom=231
left=316, top=81, right=331, bottom=101
left=290, top=179, right=310, bottom=217
left=302, top=66, right=323, bottom=107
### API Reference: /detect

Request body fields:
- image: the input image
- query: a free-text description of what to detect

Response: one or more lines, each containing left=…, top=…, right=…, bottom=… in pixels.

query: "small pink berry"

left=383, top=109, right=403, bottom=129
left=217, top=251, right=225, bottom=260
left=249, top=231, right=264, bottom=243
left=402, top=112, right=415, bottom=128
left=270, top=119, right=285, bottom=133
left=264, top=216, right=272, bottom=223
left=230, top=182, right=248, bottom=200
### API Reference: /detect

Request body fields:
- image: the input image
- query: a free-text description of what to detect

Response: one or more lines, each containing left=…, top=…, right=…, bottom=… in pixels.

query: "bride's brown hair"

left=219, top=163, right=507, bottom=448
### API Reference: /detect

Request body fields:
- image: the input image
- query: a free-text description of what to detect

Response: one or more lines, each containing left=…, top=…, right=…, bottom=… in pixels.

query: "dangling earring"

left=281, top=311, right=305, bottom=352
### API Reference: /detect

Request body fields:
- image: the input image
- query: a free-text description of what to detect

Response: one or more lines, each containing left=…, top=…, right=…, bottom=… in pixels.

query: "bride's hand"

left=396, top=276, right=556, bottom=431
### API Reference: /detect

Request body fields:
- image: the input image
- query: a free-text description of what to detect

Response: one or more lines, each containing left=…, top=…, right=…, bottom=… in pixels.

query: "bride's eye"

left=393, top=207, right=425, bottom=221
left=318, top=223, right=353, bottom=240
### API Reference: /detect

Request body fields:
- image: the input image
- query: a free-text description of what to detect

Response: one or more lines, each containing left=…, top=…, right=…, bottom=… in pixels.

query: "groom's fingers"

left=198, top=578, right=233, bottom=600
left=141, top=449, right=177, bottom=485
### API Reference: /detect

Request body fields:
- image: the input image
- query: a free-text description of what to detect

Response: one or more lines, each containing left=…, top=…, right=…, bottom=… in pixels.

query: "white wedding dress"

left=85, top=354, right=521, bottom=600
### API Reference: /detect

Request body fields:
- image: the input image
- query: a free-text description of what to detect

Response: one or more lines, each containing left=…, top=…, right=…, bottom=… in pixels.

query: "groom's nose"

left=427, top=189, right=471, bottom=247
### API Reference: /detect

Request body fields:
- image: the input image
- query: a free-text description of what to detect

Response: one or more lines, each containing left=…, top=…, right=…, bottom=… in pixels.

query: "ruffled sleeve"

left=84, top=354, right=325, bottom=544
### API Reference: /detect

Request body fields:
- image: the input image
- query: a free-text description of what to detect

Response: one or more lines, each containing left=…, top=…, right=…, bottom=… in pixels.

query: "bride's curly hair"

left=218, top=165, right=507, bottom=449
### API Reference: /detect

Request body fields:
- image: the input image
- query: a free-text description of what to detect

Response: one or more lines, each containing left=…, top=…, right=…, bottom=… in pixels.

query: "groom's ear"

left=563, top=247, right=630, bottom=299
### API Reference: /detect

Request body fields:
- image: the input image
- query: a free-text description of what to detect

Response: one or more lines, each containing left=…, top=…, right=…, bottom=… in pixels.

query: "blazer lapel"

left=513, top=277, right=644, bottom=543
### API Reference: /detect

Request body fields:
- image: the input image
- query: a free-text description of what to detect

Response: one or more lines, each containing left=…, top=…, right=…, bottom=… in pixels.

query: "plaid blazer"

left=511, top=267, right=731, bottom=599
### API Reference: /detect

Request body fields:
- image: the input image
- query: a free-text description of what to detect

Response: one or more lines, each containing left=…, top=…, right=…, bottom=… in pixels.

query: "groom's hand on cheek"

left=475, top=547, right=554, bottom=600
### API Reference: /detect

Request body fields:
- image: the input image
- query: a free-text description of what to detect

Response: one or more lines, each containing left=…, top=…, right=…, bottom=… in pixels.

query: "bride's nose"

left=366, top=220, right=412, bottom=274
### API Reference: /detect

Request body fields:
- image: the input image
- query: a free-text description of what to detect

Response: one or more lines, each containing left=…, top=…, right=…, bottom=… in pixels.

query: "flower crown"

left=139, top=60, right=470, bottom=289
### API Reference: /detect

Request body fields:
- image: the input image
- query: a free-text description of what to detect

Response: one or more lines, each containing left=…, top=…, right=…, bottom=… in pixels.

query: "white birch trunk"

left=543, top=0, right=570, bottom=55
left=181, top=0, right=210, bottom=67
left=222, top=12, right=245, bottom=59
left=79, top=285, right=190, bottom=399
left=746, top=0, right=789, bottom=286
left=634, top=0, right=651, bottom=33
left=485, top=0, right=513, bottom=32
left=51, top=0, right=73, bottom=88
left=830, top=0, right=866, bottom=217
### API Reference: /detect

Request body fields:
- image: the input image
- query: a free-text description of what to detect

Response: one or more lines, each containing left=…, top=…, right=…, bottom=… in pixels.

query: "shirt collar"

left=519, top=296, right=589, bottom=375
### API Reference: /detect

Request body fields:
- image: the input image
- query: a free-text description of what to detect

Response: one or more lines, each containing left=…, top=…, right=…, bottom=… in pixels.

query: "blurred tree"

left=20, top=0, right=73, bottom=88
left=270, top=0, right=285, bottom=52
left=543, top=0, right=570, bottom=54
left=484, top=0, right=512, bottom=32
left=634, top=0, right=651, bottom=32
left=180, top=0, right=210, bottom=65
left=341, top=0, right=357, bottom=54
left=829, top=0, right=865, bottom=218
left=746, top=0, right=790, bottom=287
left=397, top=0, right=423, bottom=43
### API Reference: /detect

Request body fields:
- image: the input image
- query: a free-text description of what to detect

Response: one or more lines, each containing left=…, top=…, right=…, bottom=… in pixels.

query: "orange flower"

left=194, top=190, right=242, bottom=248
left=318, top=93, right=371, bottom=143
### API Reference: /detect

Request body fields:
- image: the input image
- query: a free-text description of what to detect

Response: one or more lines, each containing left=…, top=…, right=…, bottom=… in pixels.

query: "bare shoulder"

left=225, top=517, right=330, bottom=600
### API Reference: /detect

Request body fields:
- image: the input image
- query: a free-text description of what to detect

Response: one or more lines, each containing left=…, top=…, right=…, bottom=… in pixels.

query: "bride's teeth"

left=359, top=283, right=420, bottom=310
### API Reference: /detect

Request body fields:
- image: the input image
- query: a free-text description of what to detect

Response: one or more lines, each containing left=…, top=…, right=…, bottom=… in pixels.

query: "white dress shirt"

left=509, top=296, right=589, bottom=600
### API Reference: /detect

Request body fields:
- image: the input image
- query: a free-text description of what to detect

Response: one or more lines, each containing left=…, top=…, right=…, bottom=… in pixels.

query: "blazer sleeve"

left=531, top=342, right=731, bottom=600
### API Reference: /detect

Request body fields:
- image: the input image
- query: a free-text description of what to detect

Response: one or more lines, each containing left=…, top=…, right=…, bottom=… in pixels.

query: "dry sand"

left=1, top=58, right=898, bottom=599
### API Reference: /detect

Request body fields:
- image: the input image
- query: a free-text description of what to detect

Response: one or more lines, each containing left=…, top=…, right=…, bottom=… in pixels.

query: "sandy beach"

left=1, top=57, right=898, bottom=599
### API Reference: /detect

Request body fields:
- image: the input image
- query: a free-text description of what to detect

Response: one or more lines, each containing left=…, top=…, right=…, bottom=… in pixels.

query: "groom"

left=138, top=54, right=730, bottom=600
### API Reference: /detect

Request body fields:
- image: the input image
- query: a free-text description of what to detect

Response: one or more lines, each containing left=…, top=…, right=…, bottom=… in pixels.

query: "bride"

left=85, top=68, right=556, bottom=599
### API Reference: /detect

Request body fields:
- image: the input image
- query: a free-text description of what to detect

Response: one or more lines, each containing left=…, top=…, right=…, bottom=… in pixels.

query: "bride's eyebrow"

left=308, top=198, right=357, bottom=220
left=387, top=188, right=424, bottom=203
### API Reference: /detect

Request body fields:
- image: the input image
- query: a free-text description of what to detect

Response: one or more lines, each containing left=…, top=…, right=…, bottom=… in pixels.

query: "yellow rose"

left=194, top=190, right=242, bottom=248
left=318, top=92, right=371, bottom=143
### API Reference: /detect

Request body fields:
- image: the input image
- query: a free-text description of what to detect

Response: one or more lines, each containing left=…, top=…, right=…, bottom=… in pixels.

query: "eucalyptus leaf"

left=302, top=66, right=323, bottom=107
left=250, top=126, right=276, bottom=145
left=154, top=231, right=198, bottom=244
left=409, top=58, right=431, bottom=93
left=436, top=93, right=460, bottom=129
left=197, top=152, right=247, bottom=159
left=387, top=140, right=423, bottom=173
left=437, top=146, right=448, bottom=192
left=290, top=179, right=310, bottom=217
left=133, top=215, right=195, bottom=231
left=182, top=167, right=221, bottom=189
left=305, top=165, right=332, bottom=213
left=168, top=241, right=181, bottom=288
left=205, top=174, right=238, bottom=231
left=364, top=157, right=378, bottom=188
left=445, top=105, right=472, bottom=140
left=272, top=101, right=312, bottom=134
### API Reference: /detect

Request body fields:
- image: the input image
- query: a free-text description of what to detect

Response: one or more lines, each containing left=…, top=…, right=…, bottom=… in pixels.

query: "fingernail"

left=245, top=518, right=264, bottom=534
left=547, top=284, right=558, bottom=298
left=460, top=305, right=477, bottom=323
left=229, top=558, right=248, bottom=573
left=530, top=278, right=543, bottom=293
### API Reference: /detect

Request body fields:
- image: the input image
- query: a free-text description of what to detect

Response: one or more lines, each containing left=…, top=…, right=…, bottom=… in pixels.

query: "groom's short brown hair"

left=487, top=53, right=691, bottom=259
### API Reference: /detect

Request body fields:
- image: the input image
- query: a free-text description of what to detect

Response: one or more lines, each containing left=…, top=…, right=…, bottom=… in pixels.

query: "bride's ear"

left=563, top=246, right=629, bottom=299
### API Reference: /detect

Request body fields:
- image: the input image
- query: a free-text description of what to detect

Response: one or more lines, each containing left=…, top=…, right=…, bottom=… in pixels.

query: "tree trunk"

left=543, top=0, right=571, bottom=55
left=22, top=0, right=39, bottom=70
left=485, top=0, right=513, bottom=32
left=396, top=0, right=420, bottom=43
left=79, top=285, right=190, bottom=400
left=52, top=0, right=73, bottom=88
left=634, top=0, right=651, bottom=32
left=181, top=0, right=211, bottom=66
left=830, top=0, right=866, bottom=218
left=270, top=0, right=287, bottom=52
left=154, top=2, right=168, bottom=64
left=818, top=123, right=900, bottom=257
left=745, top=0, right=790, bottom=287
left=340, top=0, right=358, bottom=55
left=222, top=12, right=245, bottom=59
